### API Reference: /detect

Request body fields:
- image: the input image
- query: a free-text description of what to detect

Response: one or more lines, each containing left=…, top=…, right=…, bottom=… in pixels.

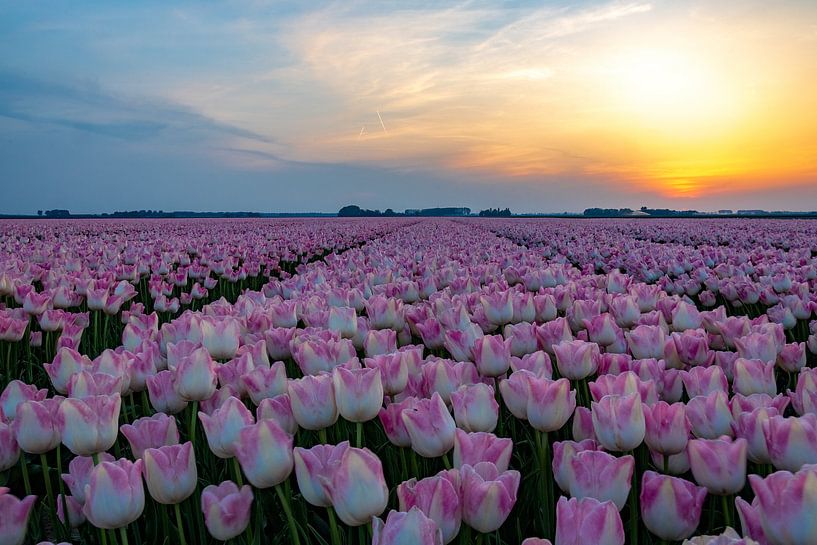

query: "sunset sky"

left=2, top=1, right=816, bottom=213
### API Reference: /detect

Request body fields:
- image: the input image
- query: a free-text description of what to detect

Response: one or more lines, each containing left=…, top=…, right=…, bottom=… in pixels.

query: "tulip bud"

left=555, top=496, right=624, bottom=545
left=293, top=442, right=349, bottom=507
left=199, top=396, right=254, bottom=458
left=57, top=394, right=121, bottom=456
left=398, top=470, right=461, bottom=544
left=321, top=446, right=389, bottom=526
left=688, top=437, right=747, bottom=495
left=402, top=393, right=456, bottom=458
left=333, top=366, right=384, bottom=423
left=288, top=373, right=338, bottom=431
left=640, top=471, right=707, bottom=541
left=120, top=413, right=179, bottom=459
left=591, top=393, right=645, bottom=452
left=461, top=462, right=520, bottom=533
left=235, top=419, right=293, bottom=488
left=372, top=507, right=444, bottom=545
left=143, top=442, right=197, bottom=505
left=527, top=377, right=576, bottom=433
left=201, top=481, right=253, bottom=541
left=83, top=458, right=145, bottom=529
left=0, top=487, right=37, bottom=545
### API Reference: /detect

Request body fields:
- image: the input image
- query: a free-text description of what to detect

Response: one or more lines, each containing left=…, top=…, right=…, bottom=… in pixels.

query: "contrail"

left=358, top=126, right=367, bottom=140
left=376, top=110, right=388, bottom=134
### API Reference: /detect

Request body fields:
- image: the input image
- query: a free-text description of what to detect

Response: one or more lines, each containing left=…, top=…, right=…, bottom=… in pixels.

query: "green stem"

left=20, top=453, right=31, bottom=495
left=57, top=446, right=69, bottom=535
left=40, top=453, right=59, bottom=536
left=174, top=502, right=188, bottom=545
left=275, top=484, right=301, bottom=545
left=355, top=421, right=363, bottom=448
left=327, top=506, right=341, bottom=545
left=188, top=400, right=199, bottom=444
left=722, top=494, right=733, bottom=530
left=119, top=526, right=129, bottom=545
left=318, top=428, right=328, bottom=444
left=232, top=456, right=244, bottom=487
left=442, top=452, right=452, bottom=470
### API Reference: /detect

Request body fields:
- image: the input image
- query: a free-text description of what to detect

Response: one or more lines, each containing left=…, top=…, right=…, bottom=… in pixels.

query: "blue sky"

left=1, top=1, right=816, bottom=213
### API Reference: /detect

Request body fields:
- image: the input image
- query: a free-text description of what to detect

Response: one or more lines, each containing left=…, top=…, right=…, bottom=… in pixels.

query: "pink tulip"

left=461, top=462, right=520, bottom=533
left=567, top=450, right=633, bottom=510
left=682, top=366, right=729, bottom=398
left=0, top=422, right=20, bottom=471
left=733, top=406, right=779, bottom=464
left=321, top=446, right=389, bottom=526
left=422, top=359, right=479, bottom=405
left=591, top=393, right=645, bottom=452
left=0, top=380, right=47, bottom=422
left=640, top=471, right=707, bottom=541
left=235, top=419, right=293, bottom=488
left=83, top=458, right=145, bottom=529
left=749, top=466, right=817, bottom=545
left=777, top=342, right=806, bottom=373
left=527, top=377, right=576, bottom=433
left=120, top=413, right=179, bottom=459
left=735, top=332, right=780, bottom=364
left=364, top=329, right=398, bottom=357
left=572, top=406, right=596, bottom=442
left=199, top=396, right=254, bottom=458
left=57, top=493, right=86, bottom=528
left=472, top=335, right=511, bottom=377
left=481, top=291, right=514, bottom=325
left=644, top=401, right=690, bottom=456
left=146, top=370, right=188, bottom=414
left=734, top=358, right=777, bottom=396
left=240, top=361, right=288, bottom=405
left=555, top=496, right=624, bottom=545
left=687, top=391, right=734, bottom=439
left=688, top=437, right=747, bottom=495
left=372, top=507, right=443, bottom=545
left=453, top=429, right=513, bottom=472
left=201, top=481, right=253, bottom=541
left=379, top=397, right=418, bottom=447
left=200, top=318, right=240, bottom=360
left=510, top=351, right=553, bottom=378
left=499, top=369, right=534, bottom=419
left=451, top=383, right=498, bottom=433
left=626, top=325, right=666, bottom=360
left=173, top=345, right=217, bottom=401
left=589, top=372, right=659, bottom=405
left=0, top=487, right=37, bottom=545
left=398, top=470, right=461, bottom=544
left=553, top=340, right=599, bottom=380
left=583, top=313, right=622, bottom=347
left=288, top=373, right=339, bottom=430
left=44, top=347, right=91, bottom=394
left=256, top=394, right=298, bottom=435
left=364, top=353, right=409, bottom=396
left=402, top=393, right=456, bottom=458
left=56, top=394, right=121, bottom=456
left=142, top=442, right=197, bottom=504
left=293, top=442, right=349, bottom=507
left=763, top=413, right=817, bottom=471
left=13, top=397, right=62, bottom=454
left=333, top=366, right=383, bottom=423
left=735, top=496, right=767, bottom=545
left=62, top=453, right=114, bottom=503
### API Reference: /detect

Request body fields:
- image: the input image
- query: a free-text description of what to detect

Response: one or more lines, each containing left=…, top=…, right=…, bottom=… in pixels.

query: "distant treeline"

left=337, top=205, right=475, bottom=217
left=31, top=209, right=334, bottom=219
left=583, top=207, right=817, bottom=218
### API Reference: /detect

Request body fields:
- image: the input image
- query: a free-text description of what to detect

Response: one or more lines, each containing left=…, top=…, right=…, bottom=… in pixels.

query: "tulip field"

left=3, top=217, right=817, bottom=545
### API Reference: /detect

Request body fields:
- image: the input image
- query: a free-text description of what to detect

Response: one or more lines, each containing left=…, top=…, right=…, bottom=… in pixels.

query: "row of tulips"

left=1, top=217, right=817, bottom=545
